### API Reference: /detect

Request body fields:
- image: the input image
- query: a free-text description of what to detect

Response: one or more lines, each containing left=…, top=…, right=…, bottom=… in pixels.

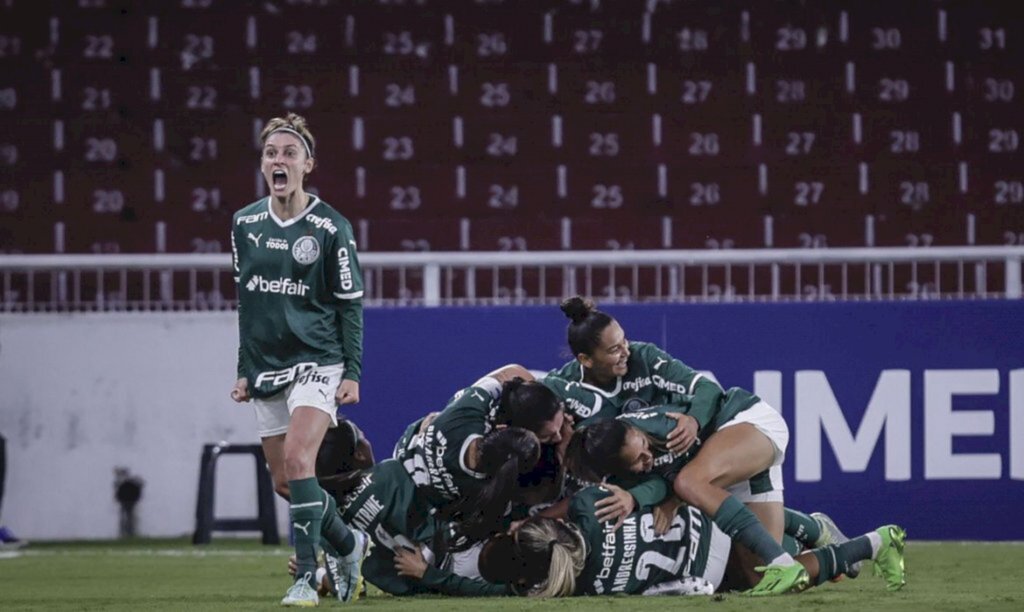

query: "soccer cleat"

left=334, top=530, right=371, bottom=603
left=0, top=526, right=25, bottom=550
left=281, top=572, right=320, bottom=607
left=642, top=576, right=715, bottom=596
left=746, top=563, right=810, bottom=596
left=810, top=512, right=860, bottom=579
left=872, top=525, right=907, bottom=592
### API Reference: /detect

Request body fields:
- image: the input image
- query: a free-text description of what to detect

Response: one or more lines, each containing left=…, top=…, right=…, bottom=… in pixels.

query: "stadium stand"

left=1, top=0, right=1023, bottom=304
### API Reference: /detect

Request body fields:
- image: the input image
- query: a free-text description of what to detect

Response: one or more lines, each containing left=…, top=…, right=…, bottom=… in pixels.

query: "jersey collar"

left=265, top=195, right=320, bottom=228
left=577, top=364, right=622, bottom=398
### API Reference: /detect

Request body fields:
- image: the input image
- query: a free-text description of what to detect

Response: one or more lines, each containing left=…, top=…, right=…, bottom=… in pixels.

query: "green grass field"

left=3, top=539, right=1023, bottom=611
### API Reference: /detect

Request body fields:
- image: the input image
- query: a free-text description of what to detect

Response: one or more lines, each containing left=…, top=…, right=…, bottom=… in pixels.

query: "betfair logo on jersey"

left=338, top=246, right=354, bottom=290
left=305, top=212, right=337, bottom=235
left=266, top=237, right=289, bottom=250
left=236, top=211, right=269, bottom=225
left=245, top=275, right=310, bottom=296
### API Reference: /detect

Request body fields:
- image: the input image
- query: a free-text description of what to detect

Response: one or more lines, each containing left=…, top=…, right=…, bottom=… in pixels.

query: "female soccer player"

left=229, top=112, right=366, bottom=606
left=397, top=371, right=570, bottom=528
left=546, top=296, right=806, bottom=594
left=478, top=486, right=907, bottom=597
left=298, top=427, right=542, bottom=600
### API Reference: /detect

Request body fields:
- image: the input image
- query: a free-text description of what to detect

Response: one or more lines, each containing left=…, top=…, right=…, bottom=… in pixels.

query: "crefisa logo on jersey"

left=292, top=236, right=320, bottom=264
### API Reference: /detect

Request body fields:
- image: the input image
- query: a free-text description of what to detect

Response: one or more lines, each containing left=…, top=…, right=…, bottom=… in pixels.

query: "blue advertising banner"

left=355, top=300, right=1024, bottom=540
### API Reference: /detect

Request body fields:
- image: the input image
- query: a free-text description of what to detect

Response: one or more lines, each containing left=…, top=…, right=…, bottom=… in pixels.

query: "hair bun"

left=560, top=296, right=594, bottom=324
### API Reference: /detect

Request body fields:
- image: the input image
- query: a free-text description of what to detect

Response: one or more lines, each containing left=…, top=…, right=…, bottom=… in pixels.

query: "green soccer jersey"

left=544, top=342, right=725, bottom=431
left=401, top=382, right=500, bottom=508
left=231, top=196, right=364, bottom=398
left=337, top=460, right=508, bottom=597
left=570, top=486, right=717, bottom=596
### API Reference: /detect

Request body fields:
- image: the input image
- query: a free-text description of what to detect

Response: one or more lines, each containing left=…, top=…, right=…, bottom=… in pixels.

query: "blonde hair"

left=516, top=518, right=587, bottom=598
left=260, top=112, right=316, bottom=159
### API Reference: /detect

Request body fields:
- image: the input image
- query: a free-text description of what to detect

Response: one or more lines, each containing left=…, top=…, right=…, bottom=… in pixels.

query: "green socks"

left=289, top=477, right=325, bottom=585
left=811, top=536, right=873, bottom=585
left=712, top=495, right=792, bottom=566
left=784, top=508, right=822, bottom=547
left=320, top=491, right=356, bottom=556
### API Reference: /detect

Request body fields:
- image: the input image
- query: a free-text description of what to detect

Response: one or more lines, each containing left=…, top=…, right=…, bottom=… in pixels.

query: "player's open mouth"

left=272, top=170, right=288, bottom=189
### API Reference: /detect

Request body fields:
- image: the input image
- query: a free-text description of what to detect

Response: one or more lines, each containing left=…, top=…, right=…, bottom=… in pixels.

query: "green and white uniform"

left=232, top=196, right=364, bottom=398
left=602, top=395, right=755, bottom=507
left=337, top=459, right=508, bottom=597
left=570, top=486, right=730, bottom=595
left=398, top=378, right=502, bottom=509
left=544, top=342, right=724, bottom=428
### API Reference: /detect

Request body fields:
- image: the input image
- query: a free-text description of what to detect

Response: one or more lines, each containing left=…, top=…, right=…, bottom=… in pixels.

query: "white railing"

left=0, top=246, right=1021, bottom=311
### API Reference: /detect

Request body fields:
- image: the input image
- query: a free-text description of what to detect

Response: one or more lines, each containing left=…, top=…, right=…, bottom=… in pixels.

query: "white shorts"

left=719, top=401, right=788, bottom=503
left=253, top=363, right=344, bottom=438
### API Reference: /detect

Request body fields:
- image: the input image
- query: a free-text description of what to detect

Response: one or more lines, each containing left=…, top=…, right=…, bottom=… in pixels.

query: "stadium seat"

left=565, top=213, right=670, bottom=250
left=557, top=162, right=664, bottom=215
left=350, top=114, right=454, bottom=165
left=347, top=62, right=454, bottom=115
left=753, top=108, right=854, bottom=164
left=653, top=108, right=753, bottom=167
left=450, top=62, right=552, bottom=113
left=767, top=209, right=872, bottom=249
left=872, top=207, right=970, bottom=247
left=662, top=163, right=762, bottom=215
left=453, top=113, right=557, bottom=163
left=352, top=163, right=456, bottom=217
left=464, top=214, right=565, bottom=251
left=357, top=216, right=463, bottom=252
left=967, top=207, right=1024, bottom=246
left=457, top=161, right=559, bottom=217
left=763, top=161, right=864, bottom=213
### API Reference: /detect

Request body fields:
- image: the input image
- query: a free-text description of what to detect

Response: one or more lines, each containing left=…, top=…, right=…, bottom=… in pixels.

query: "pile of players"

left=298, top=296, right=907, bottom=601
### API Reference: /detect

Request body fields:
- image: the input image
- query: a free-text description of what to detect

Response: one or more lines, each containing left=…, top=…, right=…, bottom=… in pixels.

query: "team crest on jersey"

left=292, top=235, right=320, bottom=264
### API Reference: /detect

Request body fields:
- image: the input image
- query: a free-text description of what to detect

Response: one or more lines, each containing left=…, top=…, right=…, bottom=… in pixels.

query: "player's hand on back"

left=665, top=412, right=699, bottom=454
left=230, top=378, right=251, bottom=402
left=337, top=379, right=360, bottom=405
left=594, top=483, right=636, bottom=531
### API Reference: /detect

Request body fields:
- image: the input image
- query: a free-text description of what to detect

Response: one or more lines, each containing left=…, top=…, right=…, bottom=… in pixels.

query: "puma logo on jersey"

left=318, top=389, right=330, bottom=401
left=653, top=357, right=668, bottom=371
left=247, top=232, right=263, bottom=247
left=292, top=521, right=310, bottom=536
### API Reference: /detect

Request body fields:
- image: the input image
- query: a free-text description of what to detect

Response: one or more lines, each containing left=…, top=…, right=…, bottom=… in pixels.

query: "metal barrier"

left=0, top=246, right=1021, bottom=311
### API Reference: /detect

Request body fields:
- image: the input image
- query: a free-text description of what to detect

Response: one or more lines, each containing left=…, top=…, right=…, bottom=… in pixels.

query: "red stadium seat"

left=352, top=163, right=456, bottom=218
left=557, top=162, right=664, bottom=216
left=456, top=160, right=558, bottom=217
left=464, top=215, right=564, bottom=251
left=452, top=113, right=556, bottom=163
left=357, top=216, right=463, bottom=252
left=350, top=114, right=453, bottom=166
left=565, top=213, right=670, bottom=250
left=661, top=163, right=762, bottom=220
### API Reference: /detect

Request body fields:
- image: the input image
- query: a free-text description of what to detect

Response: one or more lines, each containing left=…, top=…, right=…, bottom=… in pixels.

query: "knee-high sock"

left=713, top=496, right=793, bottom=566
left=289, top=478, right=325, bottom=585
left=320, top=490, right=355, bottom=556
left=784, top=508, right=822, bottom=547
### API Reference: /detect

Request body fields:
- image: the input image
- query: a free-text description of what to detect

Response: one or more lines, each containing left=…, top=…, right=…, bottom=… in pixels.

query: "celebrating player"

left=229, top=112, right=366, bottom=607
left=545, top=296, right=807, bottom=594
left=478, top=486, right=907, bottom=597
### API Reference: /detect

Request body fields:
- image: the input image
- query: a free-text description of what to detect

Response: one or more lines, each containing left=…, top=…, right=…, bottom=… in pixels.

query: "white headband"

left=267, top=127, right=313, bottom=158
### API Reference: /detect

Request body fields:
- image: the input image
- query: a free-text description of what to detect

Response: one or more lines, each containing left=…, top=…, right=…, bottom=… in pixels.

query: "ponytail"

left=458, top=427, right=541, bottom=541
left=560, top=296, right=615, bottom=357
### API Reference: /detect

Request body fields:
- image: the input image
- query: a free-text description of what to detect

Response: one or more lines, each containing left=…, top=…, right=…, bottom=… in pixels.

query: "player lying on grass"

left=544, top=296, right=809, bottom=594
left=477, top=485, right=907, bottom=597
left=290, top=426, right=544, bottom=599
